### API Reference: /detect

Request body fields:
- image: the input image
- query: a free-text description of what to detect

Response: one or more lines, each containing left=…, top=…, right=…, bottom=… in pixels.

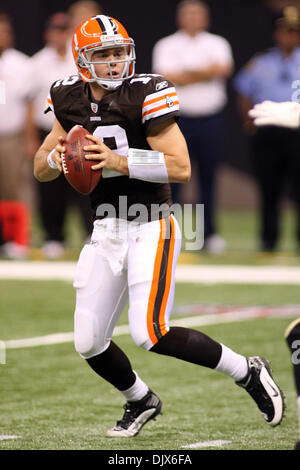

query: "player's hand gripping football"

left=84, top=135, right=122, bottom=171
left=51, top=136, right=66, bottom=172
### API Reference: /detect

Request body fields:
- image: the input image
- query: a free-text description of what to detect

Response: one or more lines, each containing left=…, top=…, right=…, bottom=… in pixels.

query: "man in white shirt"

left=152, top=0, right=233, bottom=253
left=28, top=12, right=95, bottom=258
left=0, top=13, right=31, bottom=259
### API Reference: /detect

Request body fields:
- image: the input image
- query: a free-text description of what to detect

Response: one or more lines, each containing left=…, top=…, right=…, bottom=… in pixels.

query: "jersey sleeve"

left=44, top=75, right=81, bottom=132
left=141, top=77, right=180, bottom=134
left=44, top=92, right=54, bottom=114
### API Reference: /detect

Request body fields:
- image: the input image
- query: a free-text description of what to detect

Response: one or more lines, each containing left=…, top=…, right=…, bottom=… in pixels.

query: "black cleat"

left=236, top=356, right=285, bottom=426
left=295, top=440, right=300, bottom=450
left=107, top=390, right=162, bottom=437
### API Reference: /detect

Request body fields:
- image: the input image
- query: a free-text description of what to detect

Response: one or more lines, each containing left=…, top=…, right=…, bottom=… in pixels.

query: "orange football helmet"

left=72, top=15, right=135, bottom=90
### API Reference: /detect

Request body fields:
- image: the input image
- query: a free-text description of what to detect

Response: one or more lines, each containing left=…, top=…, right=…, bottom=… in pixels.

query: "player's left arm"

left=146, top=118, right=191, bottom=183
left=84, top=119, right=191, bottom=183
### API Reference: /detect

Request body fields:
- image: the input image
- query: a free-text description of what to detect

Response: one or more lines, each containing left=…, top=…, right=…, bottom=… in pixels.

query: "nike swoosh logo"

left=266, top=380, right=279, bottom=397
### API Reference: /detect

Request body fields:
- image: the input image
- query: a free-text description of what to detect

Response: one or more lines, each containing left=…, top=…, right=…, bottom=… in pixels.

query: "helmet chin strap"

left=92, top=57, right=131, bottom=90
left=97, top=78, right=123, bottom=90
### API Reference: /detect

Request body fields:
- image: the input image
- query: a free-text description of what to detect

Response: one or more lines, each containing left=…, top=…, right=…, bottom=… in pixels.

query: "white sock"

left=121, top=371, right=149, bottom=402
left=214, top=344, right=248, bottom=382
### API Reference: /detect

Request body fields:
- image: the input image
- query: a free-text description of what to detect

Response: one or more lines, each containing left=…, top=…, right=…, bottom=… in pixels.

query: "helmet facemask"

left=75, top=34, right=136, bottom=90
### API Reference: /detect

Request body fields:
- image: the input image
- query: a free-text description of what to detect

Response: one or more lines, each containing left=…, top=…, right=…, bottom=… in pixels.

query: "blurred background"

left=1, top=0, right=300, bottom=260
left=1, top=1, right=300, bottom=451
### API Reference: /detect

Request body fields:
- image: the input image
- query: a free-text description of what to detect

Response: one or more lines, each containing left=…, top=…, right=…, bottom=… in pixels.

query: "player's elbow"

left=178, top=161, right=191, bottom=183
left=170, top=166, right=191, bottom=184
left=33, top=160, right=50, bottom=182
left=168, top=151, right=191, bottom=183
left=33, top=160, right=44, bottom=182
left=179, top=170, right=191, bottom=183
left=33, top=165, right=41, bottom=181
left=184, top=164, right=191, bottom=182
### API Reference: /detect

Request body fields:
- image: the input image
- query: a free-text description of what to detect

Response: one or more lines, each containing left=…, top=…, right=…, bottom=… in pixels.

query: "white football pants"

left=73, top=215, right=181, bottom=359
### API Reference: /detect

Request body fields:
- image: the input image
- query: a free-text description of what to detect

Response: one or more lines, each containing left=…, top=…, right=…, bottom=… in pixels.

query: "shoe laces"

left=117, top=401, right=144, bottom=428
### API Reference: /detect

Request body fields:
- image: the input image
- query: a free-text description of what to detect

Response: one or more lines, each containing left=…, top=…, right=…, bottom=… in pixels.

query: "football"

left=62, top=125, right=102, bottom=195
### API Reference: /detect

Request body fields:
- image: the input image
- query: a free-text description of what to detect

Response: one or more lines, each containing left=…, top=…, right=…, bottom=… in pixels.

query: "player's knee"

left=130, top=328, right=152, bottom=350
left=129, top=301, right=153, bottom=350
left=128, top=318, right=150, bottom=350
left=74, top=308, right=108, bottom=358
left=129, top=300, right=170, bottom=350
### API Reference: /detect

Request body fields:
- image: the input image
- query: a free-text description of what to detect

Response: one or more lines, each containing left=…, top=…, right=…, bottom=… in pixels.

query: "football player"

left=250, top=99, right=300, bottom=450
left=34, top=15, right=285, bottom=438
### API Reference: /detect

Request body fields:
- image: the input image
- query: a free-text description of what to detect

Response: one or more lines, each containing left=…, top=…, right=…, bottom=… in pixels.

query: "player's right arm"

left=33, top=118, right=67, bottom=182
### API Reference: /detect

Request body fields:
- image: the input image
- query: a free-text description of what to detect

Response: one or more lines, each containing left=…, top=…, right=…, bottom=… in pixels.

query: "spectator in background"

left=0, top=13, right=31, bottom=259
left=234, top=6, right=300, bottom=253
left=27, top=6, right=102, bottom=259
left=68, top=0, right=102, bottom=34
left=152, top=0, right=233, bottom=254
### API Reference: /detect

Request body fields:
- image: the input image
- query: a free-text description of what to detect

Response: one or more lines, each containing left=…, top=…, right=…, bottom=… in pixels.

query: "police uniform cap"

left=275, top=6, right=300, bottom=31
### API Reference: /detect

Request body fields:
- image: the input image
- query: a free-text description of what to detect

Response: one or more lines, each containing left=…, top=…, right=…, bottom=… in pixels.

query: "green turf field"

left=0, top=279, right=299, bottom=450
left=1, top=205, right=299, bottom=451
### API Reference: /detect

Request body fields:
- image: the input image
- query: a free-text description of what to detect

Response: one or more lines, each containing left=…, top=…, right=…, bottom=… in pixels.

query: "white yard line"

left=3, top=309, right=288, bottom=350
left=0, top=436, right=20, bottom=440
left=176, top=264, right=300, bottom=285
left=5, top=324, right=130, bottom=349
left=1, top=261, right=300, bottom=284
left=0, top=261, right=76, bottom=281
left=2, top=260, right=300, bottom=350
left=182, top=440, right=231, bottom=449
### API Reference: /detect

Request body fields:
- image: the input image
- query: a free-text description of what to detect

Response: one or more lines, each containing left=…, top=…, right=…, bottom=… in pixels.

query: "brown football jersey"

left=46, top=73, right=180, bottom=221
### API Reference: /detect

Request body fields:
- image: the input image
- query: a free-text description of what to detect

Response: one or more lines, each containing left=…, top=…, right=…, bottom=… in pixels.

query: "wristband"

left=127, top=148, right=168, bottom=183
left=47, top=149, right=59, bottom=170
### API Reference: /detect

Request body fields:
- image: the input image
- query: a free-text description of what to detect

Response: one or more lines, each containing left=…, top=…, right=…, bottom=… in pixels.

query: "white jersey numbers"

left=130, top=74, right=160, bottom=85
left=94, top=124, right=129, bottom=178
left=53, top=75, right=80, bottom=88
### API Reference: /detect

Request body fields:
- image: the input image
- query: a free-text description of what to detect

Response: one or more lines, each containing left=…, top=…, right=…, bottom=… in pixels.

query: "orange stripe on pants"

left=146, top=216, right=175, bottom=345
left=147, top=219, right=166, bottom=345
left=158, top=216, right=175, bottom=336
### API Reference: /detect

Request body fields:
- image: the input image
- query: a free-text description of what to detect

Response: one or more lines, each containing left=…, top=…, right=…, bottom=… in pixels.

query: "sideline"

left=1, top=261, right=300, bottom=284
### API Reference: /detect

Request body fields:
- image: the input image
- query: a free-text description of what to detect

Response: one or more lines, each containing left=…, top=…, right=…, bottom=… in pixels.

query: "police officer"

left=234, top=7, right=300, bottom=252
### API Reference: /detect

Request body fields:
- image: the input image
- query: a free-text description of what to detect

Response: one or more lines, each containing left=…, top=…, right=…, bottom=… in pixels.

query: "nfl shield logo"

left=91, top=102, right=98, bottom=113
